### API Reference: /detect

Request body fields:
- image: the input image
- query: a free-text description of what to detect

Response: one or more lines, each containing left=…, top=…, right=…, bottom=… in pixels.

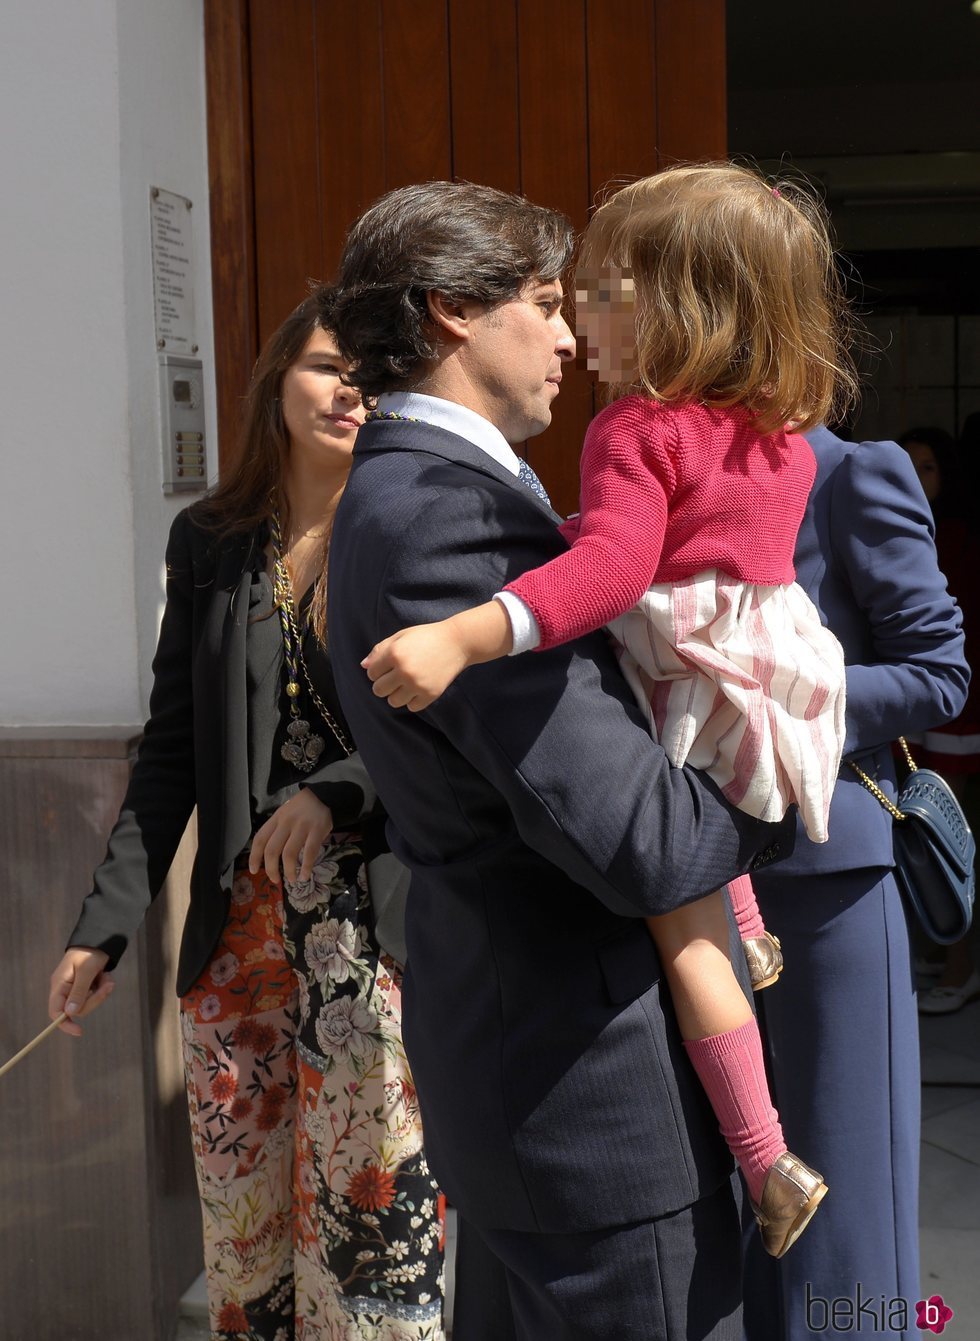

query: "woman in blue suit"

left=742, top=428, right=969, bottom=1340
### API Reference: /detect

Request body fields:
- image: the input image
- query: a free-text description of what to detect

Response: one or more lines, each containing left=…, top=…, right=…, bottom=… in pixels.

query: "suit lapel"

left=354, top=419, right=564, bottom=524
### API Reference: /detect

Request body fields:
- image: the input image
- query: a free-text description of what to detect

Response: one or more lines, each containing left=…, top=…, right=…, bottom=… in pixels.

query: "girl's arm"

left=503, top=403, right=672, bottom=647
left=363, top=598, right=513, bottom=711
left=363, top=400, right=673, bottom=709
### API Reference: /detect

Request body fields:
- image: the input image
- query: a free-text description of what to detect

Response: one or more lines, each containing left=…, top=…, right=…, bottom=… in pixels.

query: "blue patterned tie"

left=517, top=457, right=551, bottom=505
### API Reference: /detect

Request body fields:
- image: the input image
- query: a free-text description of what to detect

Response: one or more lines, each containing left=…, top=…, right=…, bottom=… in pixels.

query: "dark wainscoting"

left=0, top=728, right=201, bottom=1341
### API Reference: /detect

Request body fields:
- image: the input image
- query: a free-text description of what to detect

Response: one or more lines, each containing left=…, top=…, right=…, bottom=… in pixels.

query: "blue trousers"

left=743, top=866, right=921, bottom=1340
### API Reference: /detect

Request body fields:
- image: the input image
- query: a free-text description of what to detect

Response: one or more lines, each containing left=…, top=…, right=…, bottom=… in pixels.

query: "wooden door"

left=207, top=0, right=726, bottom=516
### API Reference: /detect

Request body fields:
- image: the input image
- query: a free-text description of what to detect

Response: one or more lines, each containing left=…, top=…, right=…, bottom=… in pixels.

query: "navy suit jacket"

left=759, top=427, right=969, bottom=879
left=328, top=417, right=794, bottom=1234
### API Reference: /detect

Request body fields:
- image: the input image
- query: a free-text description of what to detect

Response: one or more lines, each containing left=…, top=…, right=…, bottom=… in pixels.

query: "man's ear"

left=426, top=291, right=479, bottom=342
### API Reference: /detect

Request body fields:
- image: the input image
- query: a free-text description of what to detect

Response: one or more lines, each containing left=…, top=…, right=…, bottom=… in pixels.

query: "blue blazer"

left=328, top=418, right=794, bottom=1236
left=764, top=427, right=969, bottom=878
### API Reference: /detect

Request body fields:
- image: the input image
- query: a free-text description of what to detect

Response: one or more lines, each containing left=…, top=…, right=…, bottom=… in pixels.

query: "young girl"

left=363, top=163, right=856, bottom=1257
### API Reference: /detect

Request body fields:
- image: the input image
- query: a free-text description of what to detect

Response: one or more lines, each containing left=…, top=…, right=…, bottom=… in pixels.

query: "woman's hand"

left=249, top=789, right=334, bottom=886
left=48, top=947, right=114, bottom=1037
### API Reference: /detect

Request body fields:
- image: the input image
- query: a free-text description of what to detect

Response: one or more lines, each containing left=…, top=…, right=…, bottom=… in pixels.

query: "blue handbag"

left=849, top=739, right=975, bottom=945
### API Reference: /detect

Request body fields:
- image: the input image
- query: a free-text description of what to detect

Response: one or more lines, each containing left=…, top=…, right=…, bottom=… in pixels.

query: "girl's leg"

left=646, top=891, right=784, bottom=1204
left=728, top=875, right=784, bottom=991
left=179, top=866, right=300, bottom=1339
left=727, top=874, right=765, bottom=939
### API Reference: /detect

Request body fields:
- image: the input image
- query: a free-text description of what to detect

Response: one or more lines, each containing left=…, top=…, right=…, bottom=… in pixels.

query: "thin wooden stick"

left=0, top=1013, right=68, bottom=1079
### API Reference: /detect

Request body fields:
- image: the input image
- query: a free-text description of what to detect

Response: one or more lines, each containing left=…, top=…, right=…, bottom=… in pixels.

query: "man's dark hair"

left=332, top=181, right=575, bottom=400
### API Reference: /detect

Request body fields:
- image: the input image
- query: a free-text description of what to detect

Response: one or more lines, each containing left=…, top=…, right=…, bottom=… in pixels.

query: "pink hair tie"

left=771, top=187, right=782, bottom=198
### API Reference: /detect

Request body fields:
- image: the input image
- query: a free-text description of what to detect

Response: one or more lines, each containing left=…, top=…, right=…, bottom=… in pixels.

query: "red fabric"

left=505, top=397, right=816, bottom=650
left=684, top=1019, right=786, bottom=1205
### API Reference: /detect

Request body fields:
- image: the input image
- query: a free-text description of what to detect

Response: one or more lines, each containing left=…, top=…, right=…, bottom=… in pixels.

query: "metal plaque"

left=150, top=186, right=196, bottom=354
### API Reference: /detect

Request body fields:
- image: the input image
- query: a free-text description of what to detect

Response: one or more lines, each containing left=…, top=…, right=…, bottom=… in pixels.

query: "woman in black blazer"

left=48, top=293, right=445, bottom=1340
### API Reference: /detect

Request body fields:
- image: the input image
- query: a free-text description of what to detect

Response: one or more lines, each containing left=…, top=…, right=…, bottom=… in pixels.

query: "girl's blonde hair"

left=579, top=163, right=858, bottom=432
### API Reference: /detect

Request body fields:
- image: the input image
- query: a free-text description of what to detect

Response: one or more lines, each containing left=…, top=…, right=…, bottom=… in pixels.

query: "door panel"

left=382, top=0, right=453, bottom=190
left=204, top=0, right=256, bottom=461
left=316, top=0, right=387, bottom=271
left=450, top=0, right=521, bottom=191
left=655, top=0, right=727, bottom=164
left=249, top=0, right=322, bottom=341
left=208, top=0, right=727, bottom=514
left=517, top=0, right=595, bottom=499
left=587, top=0, right=660, bottom=203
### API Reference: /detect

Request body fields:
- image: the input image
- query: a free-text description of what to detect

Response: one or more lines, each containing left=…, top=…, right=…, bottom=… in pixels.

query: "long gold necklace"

left=269, top=510, right=353, bottom=772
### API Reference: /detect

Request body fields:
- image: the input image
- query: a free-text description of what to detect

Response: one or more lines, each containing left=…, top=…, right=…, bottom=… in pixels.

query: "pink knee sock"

left=684, top=1019, right=786, bottom=1205
left=728, top=874, right=766, bottom=940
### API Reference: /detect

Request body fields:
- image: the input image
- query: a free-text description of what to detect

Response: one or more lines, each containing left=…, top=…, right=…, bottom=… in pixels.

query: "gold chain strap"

left=846, top=737, right=917, bottom=823
left=293, top=620, right=353, bottom=759
left=270, top=510, right=354, bottom=760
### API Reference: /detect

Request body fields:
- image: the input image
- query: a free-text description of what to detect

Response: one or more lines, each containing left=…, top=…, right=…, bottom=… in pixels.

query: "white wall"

left=0, top=0, right=216, bottom=726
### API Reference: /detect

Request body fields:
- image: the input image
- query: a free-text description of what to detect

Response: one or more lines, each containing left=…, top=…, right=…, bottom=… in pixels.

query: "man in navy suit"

left=327, top=181, right=794, bottom=1340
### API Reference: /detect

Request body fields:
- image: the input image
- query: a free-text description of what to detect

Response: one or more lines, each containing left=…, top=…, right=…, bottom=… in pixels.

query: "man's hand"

left=249, top=789, right=334, bottom=886
left=49, top=947, right=114, bottom=1037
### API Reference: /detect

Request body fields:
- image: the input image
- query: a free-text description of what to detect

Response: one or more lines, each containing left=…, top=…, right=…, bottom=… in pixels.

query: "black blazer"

left=328, top=418, right=794, bottom=1235
left=69, top=509, right=376, bottom=997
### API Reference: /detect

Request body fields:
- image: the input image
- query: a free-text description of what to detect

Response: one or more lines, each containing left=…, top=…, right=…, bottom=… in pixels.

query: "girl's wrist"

left=451, top=602, right=514, bottom=667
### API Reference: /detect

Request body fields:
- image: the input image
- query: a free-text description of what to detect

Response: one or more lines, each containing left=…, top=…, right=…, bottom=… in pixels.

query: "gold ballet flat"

left=752, top=1152, right=829, bottom=1258
left=743, top=931, right=784, bottom=991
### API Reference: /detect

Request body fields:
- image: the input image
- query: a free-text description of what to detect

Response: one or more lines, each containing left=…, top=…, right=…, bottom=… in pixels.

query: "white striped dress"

left=608, top=571, right=845, bottom=843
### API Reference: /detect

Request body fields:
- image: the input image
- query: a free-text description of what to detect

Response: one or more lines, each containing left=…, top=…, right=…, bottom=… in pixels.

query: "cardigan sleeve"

left=67, top=510, right=198, bottom=968
left=503, top=398, right=674, bottom=648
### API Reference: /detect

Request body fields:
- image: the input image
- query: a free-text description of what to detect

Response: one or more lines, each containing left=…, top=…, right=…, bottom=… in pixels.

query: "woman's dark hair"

left=897, top=425, right=960, bottom=519
left=332, top=181, right=576, bottom=400
left=960, top=411, right=980, bottom=453
left=192, top=286, right=339, bottom=638
left=957, top=412, right=980, bottom=510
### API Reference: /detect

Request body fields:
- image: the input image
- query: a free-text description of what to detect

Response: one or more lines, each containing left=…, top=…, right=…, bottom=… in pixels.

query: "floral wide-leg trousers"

left=179, top=835, right=445, bottom=1341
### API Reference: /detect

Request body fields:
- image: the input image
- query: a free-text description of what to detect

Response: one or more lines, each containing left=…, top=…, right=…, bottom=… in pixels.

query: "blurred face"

left=281, top=328, right=365, bottom=465
left=464, top=280, right=576, bottom=443
left=902, top=440, right=941, bottom=503
left=575, top=265, right=636, bottom=383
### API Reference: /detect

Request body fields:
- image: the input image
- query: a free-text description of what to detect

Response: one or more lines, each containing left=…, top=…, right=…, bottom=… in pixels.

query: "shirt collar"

left=376, top=392, right=521, bottom=476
